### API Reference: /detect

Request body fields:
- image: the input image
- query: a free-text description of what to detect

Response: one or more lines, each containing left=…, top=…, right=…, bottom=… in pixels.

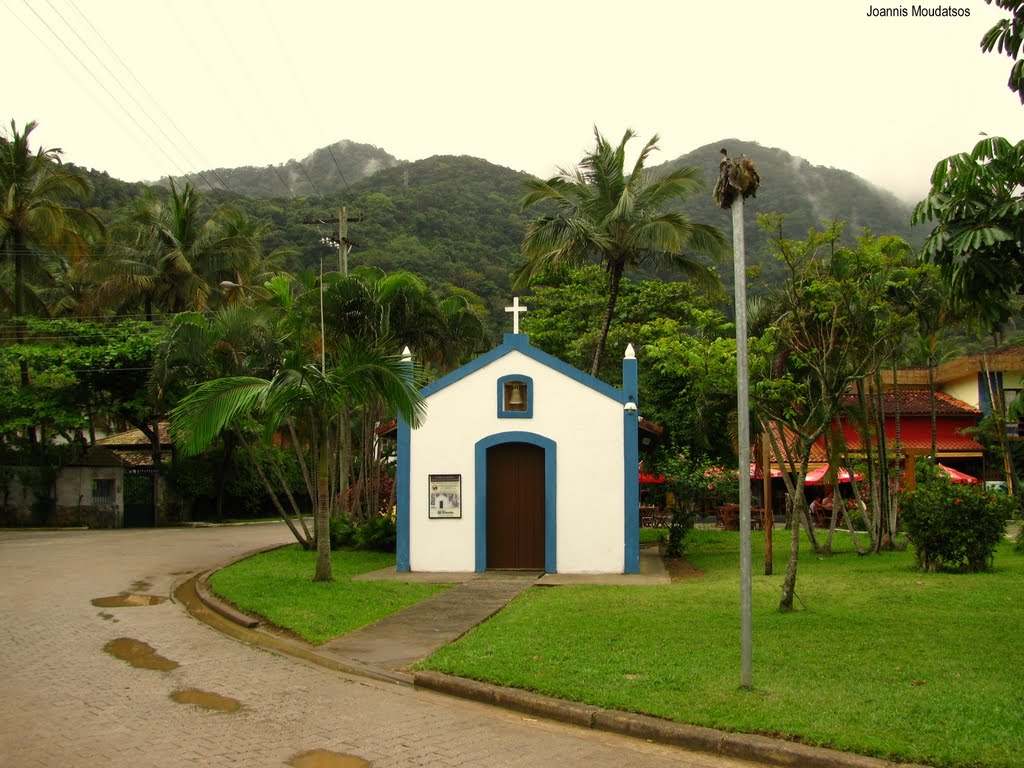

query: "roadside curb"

left=190, top=562, right=931, bottom=768
left=414, top=671, right=917, bottom=768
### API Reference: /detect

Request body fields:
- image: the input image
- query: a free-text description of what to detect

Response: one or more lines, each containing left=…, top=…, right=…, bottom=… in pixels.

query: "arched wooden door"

left=486, top=442, right=545, bottom=569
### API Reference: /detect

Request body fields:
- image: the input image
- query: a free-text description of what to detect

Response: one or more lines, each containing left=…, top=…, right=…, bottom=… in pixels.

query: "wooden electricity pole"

left=302, top=208, right=362, bottom=276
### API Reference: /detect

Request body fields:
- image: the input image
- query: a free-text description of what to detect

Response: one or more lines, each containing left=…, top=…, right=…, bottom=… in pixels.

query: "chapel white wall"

left=407, top=349, right=624, bottom=573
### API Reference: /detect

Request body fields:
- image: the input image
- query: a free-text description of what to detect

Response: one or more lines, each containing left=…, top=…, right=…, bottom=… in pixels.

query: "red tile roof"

left=840, top=390, right=980, bottom=416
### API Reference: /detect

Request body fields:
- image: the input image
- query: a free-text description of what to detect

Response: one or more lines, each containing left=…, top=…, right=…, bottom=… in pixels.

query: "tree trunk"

left=779, top=492, right=802, bottom=612
left=213, top=431, right=236, bottom=522
left=314, top=431, right=334, bottom=582
left=928, top=338, right=939, bottom=459
left=590, top=261, right=625, bottom=378
left=234, top=429, right=311, bottom=548
left=13, top=230, right=37, bottom=446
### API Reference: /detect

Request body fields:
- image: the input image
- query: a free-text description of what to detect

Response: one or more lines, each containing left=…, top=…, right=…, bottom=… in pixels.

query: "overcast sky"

left=4, top=0, right=1021, bottom=202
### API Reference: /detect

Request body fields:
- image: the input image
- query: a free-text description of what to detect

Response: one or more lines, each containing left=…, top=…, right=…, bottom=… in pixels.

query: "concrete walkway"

left=321, top=572, right=540, bottom=671
left=314, top=546, right=669, bottom=674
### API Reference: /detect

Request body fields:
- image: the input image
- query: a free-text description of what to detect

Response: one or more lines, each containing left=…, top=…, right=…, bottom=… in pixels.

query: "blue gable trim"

left=396, top=414, right=411, bottom=571
left=421, top=334, right=625, bottom=404
left=474, top=431, right=557, bottom=573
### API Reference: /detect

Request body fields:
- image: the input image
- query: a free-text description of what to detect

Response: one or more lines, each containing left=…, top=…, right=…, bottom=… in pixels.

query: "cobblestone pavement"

left=0, top=526, right=762, bottom=768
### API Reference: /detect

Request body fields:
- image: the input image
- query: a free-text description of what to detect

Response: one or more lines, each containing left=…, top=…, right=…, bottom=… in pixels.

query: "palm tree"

left=513, top=127, right=729, bottom=376
left=97, top=182, right=262, bottom=319
left=169, top=341, right=425, bottom=582
left=153, top=306, right=284, bottom=522
left=0, top=120, right=103, bottom=444
left=0, top=120, right=103, bottom=317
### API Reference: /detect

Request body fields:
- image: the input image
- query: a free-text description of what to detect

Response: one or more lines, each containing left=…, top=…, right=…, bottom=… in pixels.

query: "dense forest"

left=5, top=122, right=1018, bottom=552
left=68, top=137, right=926, bottom=335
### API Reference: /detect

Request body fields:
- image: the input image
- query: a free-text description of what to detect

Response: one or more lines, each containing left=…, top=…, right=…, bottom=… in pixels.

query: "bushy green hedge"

left=901, top=465, right=1016, bottom=573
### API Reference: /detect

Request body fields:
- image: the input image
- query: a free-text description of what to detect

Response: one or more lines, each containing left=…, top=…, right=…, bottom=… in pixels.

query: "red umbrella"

left=937, top=463, right=979, bottom=484
left=804, top=465, right=863, bottom=485
left=639, top=471, right=666, bottom=484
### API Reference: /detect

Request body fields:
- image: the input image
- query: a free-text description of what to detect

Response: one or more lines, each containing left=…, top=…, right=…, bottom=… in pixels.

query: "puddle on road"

left=103, top=637, right=179, bottom=671
left=288, top=749, right=372, bottom=768
left=170, top=688, right=241, bottom=712
left=92, top=593, right=168, bottom=607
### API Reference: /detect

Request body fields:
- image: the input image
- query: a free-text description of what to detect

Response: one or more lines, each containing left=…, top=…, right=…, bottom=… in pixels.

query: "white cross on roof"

left=505, top=296, right=527, bottom=334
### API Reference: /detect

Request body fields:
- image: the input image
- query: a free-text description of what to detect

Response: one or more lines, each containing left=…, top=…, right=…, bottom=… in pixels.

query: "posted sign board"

left=428, top=474, right=462, bottom=519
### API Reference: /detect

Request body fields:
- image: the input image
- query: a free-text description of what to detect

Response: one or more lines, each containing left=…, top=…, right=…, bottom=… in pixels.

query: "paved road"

left=0, top=526, right=759, bottom=767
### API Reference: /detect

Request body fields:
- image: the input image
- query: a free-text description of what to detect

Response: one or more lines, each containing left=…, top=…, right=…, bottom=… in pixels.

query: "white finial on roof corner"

left=505, top=296, right=528, bottom=334
left=401, top=346, right=412, bottom=362
left=625, top=343, right=636, bottom=360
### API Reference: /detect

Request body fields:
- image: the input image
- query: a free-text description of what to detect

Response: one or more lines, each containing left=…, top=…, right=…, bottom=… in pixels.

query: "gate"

left=123, top=468, right=156, bottom=528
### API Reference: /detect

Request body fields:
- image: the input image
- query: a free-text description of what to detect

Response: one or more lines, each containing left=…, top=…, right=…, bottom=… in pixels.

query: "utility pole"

left=713, top=148, right=761, bottom=692
left=302, top=209, right=362, bottom=276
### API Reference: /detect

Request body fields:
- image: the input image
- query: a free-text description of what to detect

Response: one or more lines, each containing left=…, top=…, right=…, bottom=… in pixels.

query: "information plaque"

left=428, top=474, right=462, bottom=519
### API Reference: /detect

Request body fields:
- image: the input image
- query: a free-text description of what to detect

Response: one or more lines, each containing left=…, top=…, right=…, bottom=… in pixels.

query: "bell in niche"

left=508, top=383, right=524, bottom=407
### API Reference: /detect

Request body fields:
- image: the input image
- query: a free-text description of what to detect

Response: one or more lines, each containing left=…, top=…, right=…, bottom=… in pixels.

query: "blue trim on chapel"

left=622, top=352, right=640, bottom=574
left=421, top=334, right=626, bottom=404
left=395, top=352, right=415, bottom=572
left=474, top=431, right=557, bottom=573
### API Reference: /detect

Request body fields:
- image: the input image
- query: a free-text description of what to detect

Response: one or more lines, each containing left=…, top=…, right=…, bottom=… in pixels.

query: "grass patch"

left=209, top=545, right=449, bottom=645
left=420, top=529, right=1024, bottom=768
left=638, top=527, right=666, bottom=545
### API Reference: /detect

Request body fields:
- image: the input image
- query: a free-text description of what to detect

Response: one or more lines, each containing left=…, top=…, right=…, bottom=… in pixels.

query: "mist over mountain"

left=159, top=140, right=401, bottom=197
left=72, top=137, right=925, bottom=331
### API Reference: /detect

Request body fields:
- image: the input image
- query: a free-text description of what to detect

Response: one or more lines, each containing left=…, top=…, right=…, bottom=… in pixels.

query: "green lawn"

left=420, top=530, right=1024, bottom=768
left=208, top=546, right=450, bottom=645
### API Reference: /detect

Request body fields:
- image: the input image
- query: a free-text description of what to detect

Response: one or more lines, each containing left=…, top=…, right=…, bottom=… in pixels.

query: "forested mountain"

left=67, top=138, right=926, bottom=331
left=651, top=139, right=923, bottom=290
left=160, top=140, right=400, bottom=198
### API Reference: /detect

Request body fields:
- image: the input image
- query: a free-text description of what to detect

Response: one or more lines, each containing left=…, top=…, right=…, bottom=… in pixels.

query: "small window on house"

left=497, top=374, right=533, bottom=418
left=93, top=479, right=115, bottom=505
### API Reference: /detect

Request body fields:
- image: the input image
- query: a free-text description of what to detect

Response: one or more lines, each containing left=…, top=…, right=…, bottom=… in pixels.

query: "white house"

left=396, top=326, right=640, bottom=575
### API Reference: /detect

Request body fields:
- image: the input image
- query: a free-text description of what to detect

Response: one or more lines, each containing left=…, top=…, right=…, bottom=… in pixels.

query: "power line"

left=43, top=0, right=221, bottom=193
left=20, top=1, right=206, bottom=189
left=64, top=0, right=235, bottom=193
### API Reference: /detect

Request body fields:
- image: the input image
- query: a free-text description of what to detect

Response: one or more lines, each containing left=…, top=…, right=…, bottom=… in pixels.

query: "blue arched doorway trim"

left=475, top=431, right=557, bottom=573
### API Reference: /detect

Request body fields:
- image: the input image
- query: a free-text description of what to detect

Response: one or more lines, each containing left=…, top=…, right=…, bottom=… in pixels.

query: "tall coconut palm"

left=0, top=120, right=103, bottom=317
left=0, top=120, right=103, bottom=444
left=513, top=128, right=729, bottom=377
left=97, top=182, right=261, bottom=318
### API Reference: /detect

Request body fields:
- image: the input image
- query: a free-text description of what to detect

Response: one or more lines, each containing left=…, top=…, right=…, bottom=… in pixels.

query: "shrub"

left=329, top=515, right=356, bottom=549
left=655, top=452, right=715, bottom=558
left=353, top=513, right=397, bottom=552
left=901, top=465, right=1015, bottom=572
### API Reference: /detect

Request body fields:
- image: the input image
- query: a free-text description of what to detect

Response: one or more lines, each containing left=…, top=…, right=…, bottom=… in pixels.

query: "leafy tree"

left=912, top=136, right=1024, bottom=333
left=0, top=317, right=161, bottom=449
left=752, top=217, right=916, bottom=611
left=513, top=128, right=729, bottom=377
left=981, top=0, right=1024, bottom=104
